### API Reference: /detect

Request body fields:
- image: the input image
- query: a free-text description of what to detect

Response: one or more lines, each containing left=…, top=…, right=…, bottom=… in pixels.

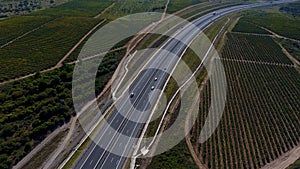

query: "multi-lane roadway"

left=72, top=0, right=294, bottom=168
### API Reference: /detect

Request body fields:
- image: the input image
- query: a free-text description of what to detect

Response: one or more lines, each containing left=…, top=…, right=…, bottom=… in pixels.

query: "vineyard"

left=231, top=20, right=270, bottom=35
left=238, top=7, right=300, bottom=40
left=189, top=32, right=300, bottom=169
left=0, top=16, right=54, bottom=46
left=221, top=33, right=293, bottom=65
left=0, top=17, right=100, bottom=82
left=30, top=0, right=114, bottom=17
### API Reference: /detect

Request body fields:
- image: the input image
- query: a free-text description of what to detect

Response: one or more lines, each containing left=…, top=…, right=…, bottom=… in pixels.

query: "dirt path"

left=94, top=3, right=115, bottom=19
left=261, top=144, right=300, bottom=169
left=259, top=26, right=300, bottom=44
left=55, top=19, right=107, bottom=67
left=276, top=41, right=300, bottom=67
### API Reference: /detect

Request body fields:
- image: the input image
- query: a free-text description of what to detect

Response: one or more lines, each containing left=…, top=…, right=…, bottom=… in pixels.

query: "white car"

left=154, top=77, right=158, bottom=81
left=151, top=86, right=155, bottom=90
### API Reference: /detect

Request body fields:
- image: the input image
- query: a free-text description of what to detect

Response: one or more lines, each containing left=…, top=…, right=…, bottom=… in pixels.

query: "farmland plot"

left=190, top=33, right=300, bottom=169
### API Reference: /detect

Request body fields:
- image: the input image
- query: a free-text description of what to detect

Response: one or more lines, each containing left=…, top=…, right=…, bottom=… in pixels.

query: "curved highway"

left=72, top=0, right=295, bottom=168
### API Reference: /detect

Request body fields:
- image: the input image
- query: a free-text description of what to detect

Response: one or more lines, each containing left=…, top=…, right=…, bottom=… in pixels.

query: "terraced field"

left=189, top=33, right=300, bottom=169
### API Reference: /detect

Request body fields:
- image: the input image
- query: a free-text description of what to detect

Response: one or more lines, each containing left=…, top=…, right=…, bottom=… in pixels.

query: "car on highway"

left=151, top=86, right=155, bottom=90
left=130, top=93, right=134, bottom=98
left=154, top=77, right=158, bottom=81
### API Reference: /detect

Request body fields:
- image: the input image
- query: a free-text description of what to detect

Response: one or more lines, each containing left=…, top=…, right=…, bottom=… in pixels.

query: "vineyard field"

left=0, top=17, right=100, bottom=82
left=189, top=32, right=300, bottom=169
left=231, top=20, right=270, bottom=35
left=0, top=16, right=54, bottom=46
left=238, top=8, right=300, bottom=40
left=221, top=33, right=293, bottom=65
left=30, top=0, right=114, bottom=17
left=191, top=60, right=300, bottom=169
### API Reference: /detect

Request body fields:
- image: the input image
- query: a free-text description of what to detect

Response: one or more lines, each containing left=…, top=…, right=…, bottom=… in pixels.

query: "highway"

left=72, top=1, right=294, bottom=168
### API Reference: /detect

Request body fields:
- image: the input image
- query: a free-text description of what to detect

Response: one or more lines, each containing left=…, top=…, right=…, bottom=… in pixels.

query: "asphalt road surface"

left=73, top=1, right=294, bottom=168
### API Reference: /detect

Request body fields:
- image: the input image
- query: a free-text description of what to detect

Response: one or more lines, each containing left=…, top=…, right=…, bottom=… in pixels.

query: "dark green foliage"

left=0, top=65, right=73, bottom=168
